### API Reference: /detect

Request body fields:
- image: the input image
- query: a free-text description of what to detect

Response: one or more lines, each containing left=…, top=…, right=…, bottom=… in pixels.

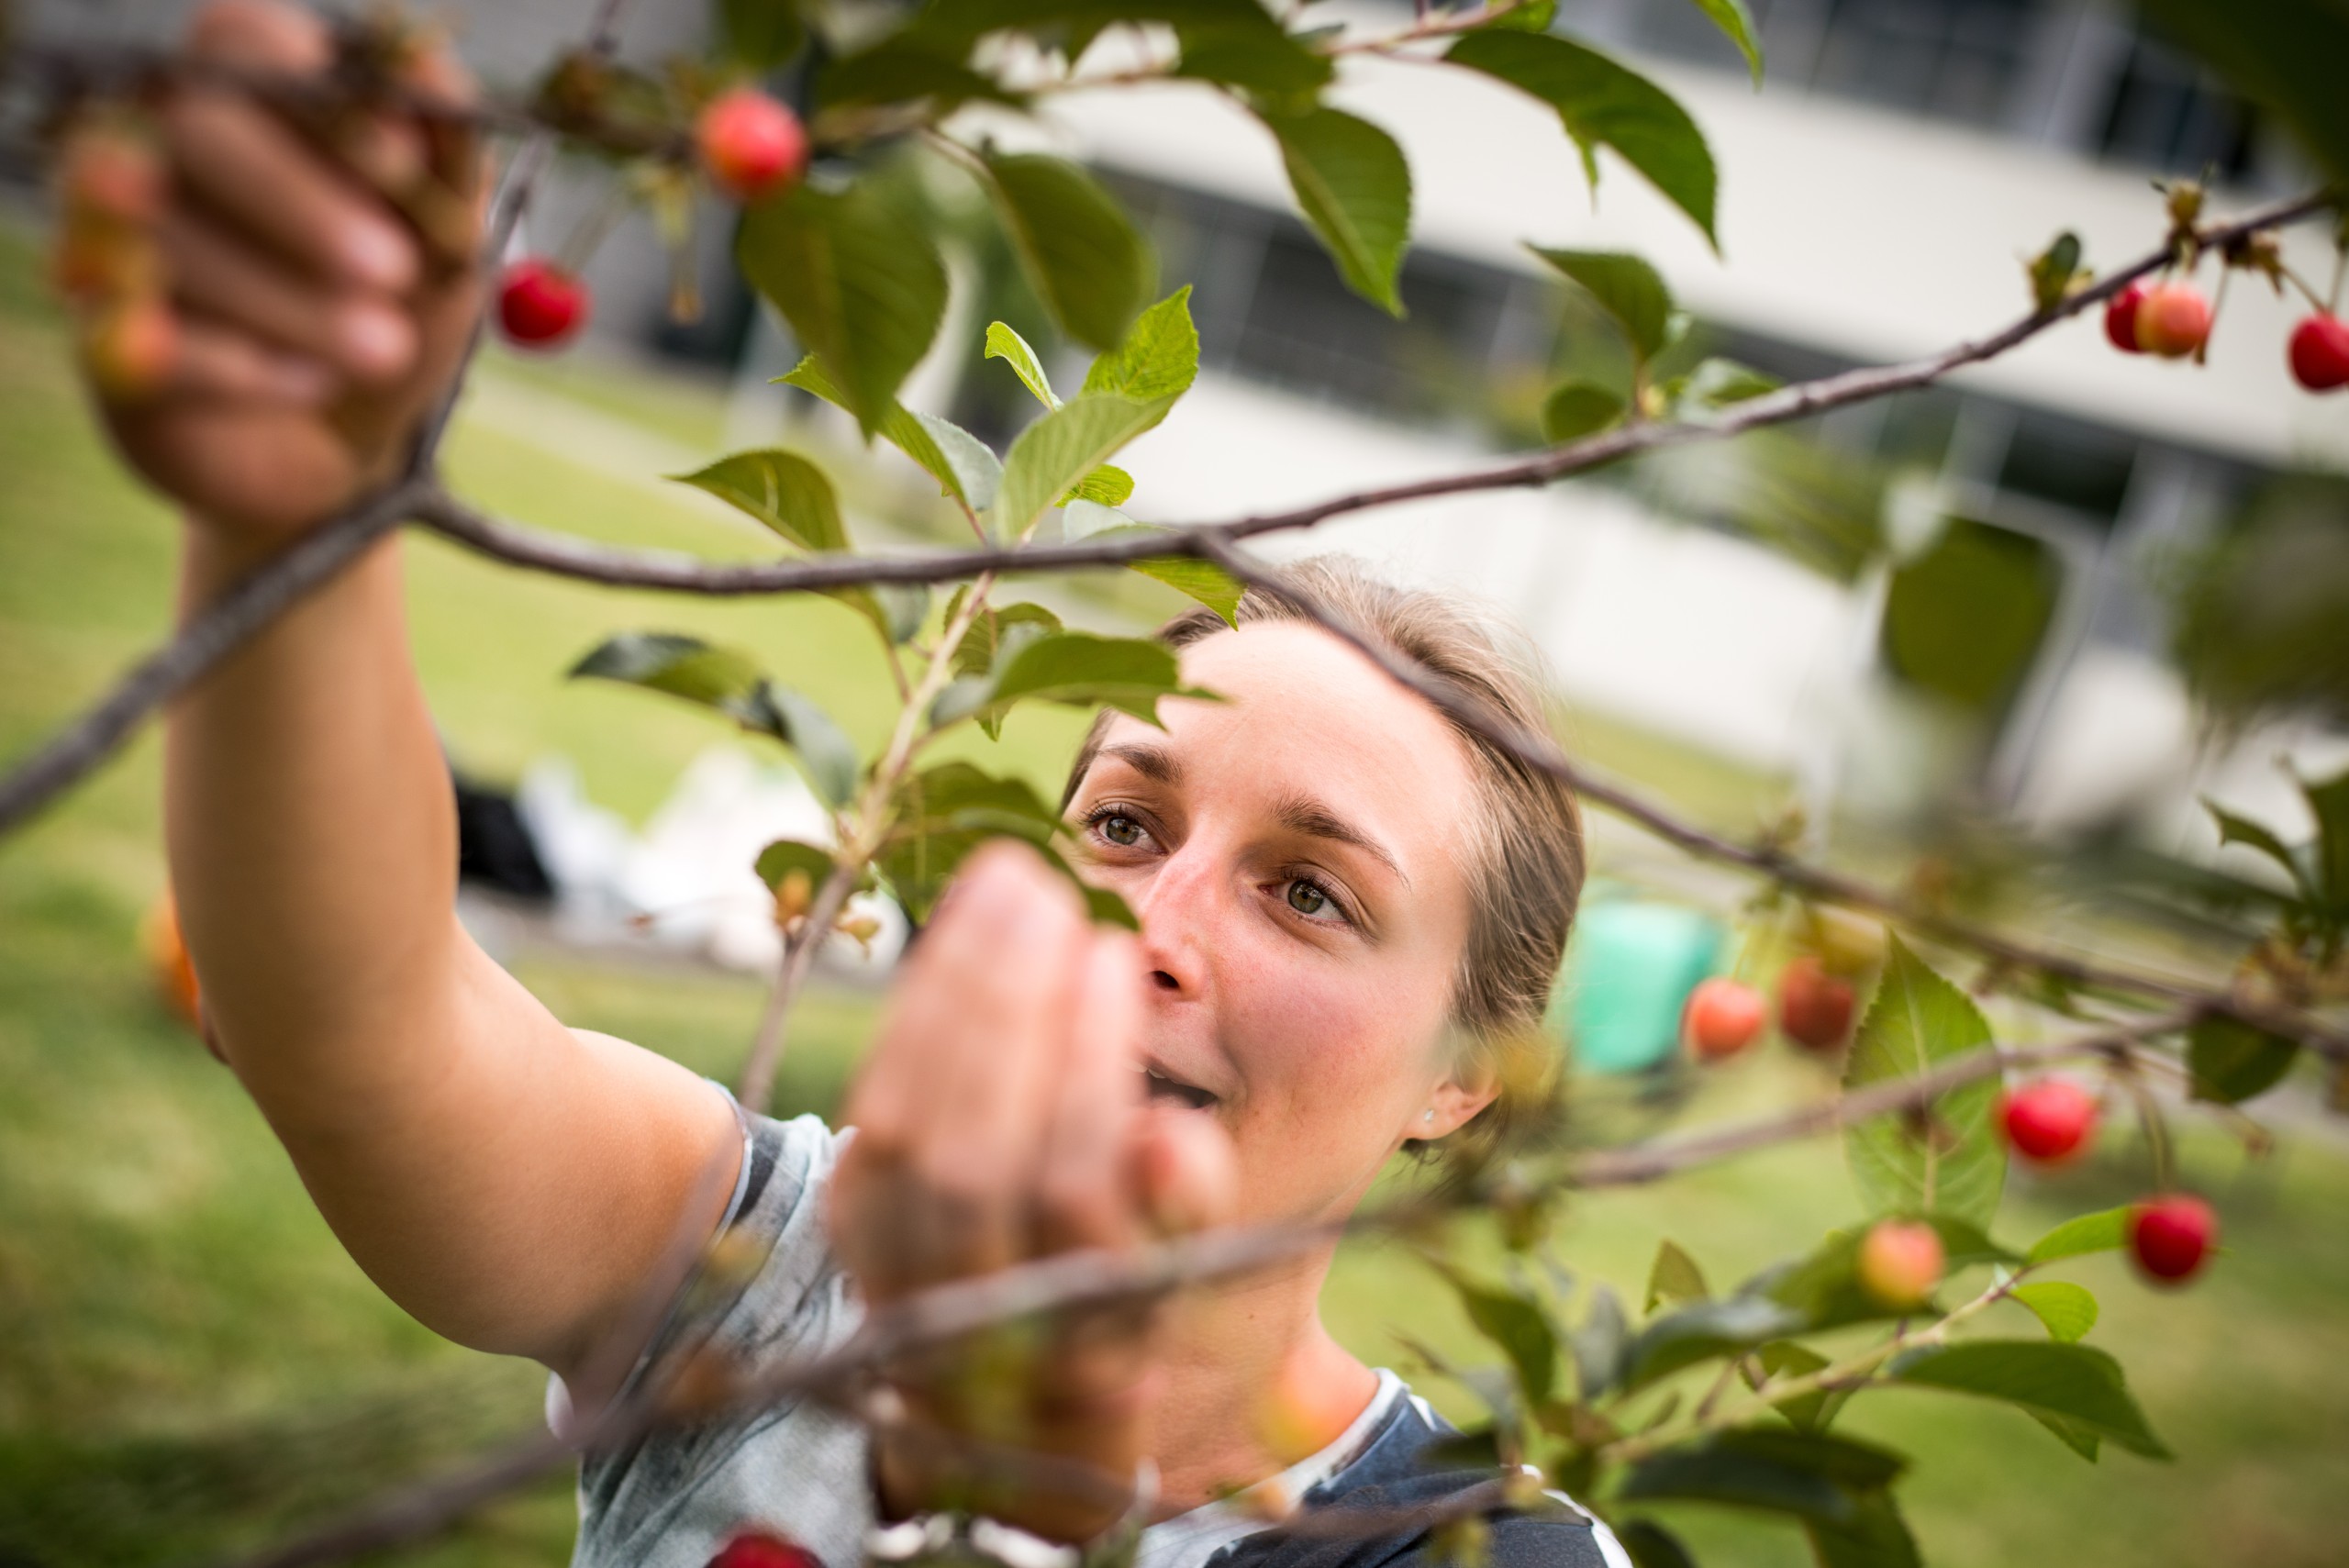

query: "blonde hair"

left=1063, top=556, right=1586, bottom=1077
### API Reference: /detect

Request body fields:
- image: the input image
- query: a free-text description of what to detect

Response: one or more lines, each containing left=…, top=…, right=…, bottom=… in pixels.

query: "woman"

left=79, top=6, right=1621, bottom=1567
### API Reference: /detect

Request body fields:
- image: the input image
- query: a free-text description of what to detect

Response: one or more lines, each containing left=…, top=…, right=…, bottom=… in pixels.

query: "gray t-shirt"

left=562, top=1108, right=1626, bottom=1568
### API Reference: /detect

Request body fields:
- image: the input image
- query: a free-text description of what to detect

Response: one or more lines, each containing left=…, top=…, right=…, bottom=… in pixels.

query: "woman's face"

left=1065, top=621, right=1490, bottom=1224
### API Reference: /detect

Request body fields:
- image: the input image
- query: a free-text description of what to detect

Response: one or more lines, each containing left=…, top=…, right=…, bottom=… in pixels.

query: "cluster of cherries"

left=497, top=87, right=807, bottom=350
left=2101, top=274, right=2349, bottom=391
left=1680, top=917, right=2218, bottom=1296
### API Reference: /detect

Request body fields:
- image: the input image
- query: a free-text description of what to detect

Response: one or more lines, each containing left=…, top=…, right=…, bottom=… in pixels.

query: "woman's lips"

left=1141, top=1065, right=1218, bottom=1111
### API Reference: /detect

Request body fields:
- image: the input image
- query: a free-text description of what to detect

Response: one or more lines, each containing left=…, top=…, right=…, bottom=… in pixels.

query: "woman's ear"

left=1413, top=1064, right=1499, bottom=1142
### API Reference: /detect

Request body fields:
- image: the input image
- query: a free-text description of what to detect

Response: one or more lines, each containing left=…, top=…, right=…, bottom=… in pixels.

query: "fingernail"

left=339, top=219, right=416, bottom=291
left=336, top=303, right=415, bottom=379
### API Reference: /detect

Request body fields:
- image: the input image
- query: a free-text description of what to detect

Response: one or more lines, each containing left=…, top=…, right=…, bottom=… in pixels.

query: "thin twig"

left=736, top=860, right=859, bottom=1113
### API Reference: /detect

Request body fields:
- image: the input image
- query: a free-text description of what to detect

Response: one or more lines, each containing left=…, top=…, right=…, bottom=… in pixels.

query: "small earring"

left=1422, top=1109, right=1435, bottom=1124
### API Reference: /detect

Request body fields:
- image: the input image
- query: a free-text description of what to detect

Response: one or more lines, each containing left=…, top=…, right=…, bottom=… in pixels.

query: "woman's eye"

left=1286, top=878, right=1335, bottom=918
left=1098, top=813, right=1143, bottom=848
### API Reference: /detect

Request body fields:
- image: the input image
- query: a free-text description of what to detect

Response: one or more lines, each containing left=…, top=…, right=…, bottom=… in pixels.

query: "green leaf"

left=1888, top=1340, right=2171, bottom=1460
left=1172, top=19, right=1334, bottom=94
left=1805, top=1491, right=1921, bottom=1568
left=569, top=634, right=860, bottom=806
left=1082, top=286, right=1202, bottom=404
left=1645, top=1240, right=1710, bottom=1313
left=753, top=839, right=836, bottom=894
left=1531, top=248, right=1675, bottom=364
left=674, top=449, right=848, bottom=552
left=2027, top=229, right=2085, bottom=313
left=2302, top=765, right=2349, bottom=909
left=1842, top=935, right=2006, bottom=1230
left=719, top=0, right=804, bottom=69
left=1541, top=381, right=1626, bottom=443
left=671, top=445, right=923, bottom=646
left=936, top=629, right=1216, bottom=730
left=1447, top=30, right=1719, bottom=249
left=2009, top=1281, right=2099, bottom=1344
left=875, top=761, right=1061, bottom=919
left=778, top=355, right=1005, bottom=514
left=980, top=151, right=1153, bottom=351
left=1676, top=357, right=1780, bottom=411
left=1755, top=1340, right=1849, bottom=1435
left=2027, top=1410, right=2103, bottom=1463
left=1440, top=1269, right=1558, bottom=1406
left=952, top=598, right=1065, bottom=681
left=816, top=38, right=1019, bottom=113
left=1127, top=554, right=1244, bottom=626
left=1612, top=1519, right=1697, bottom=1568
left=765, top=687, right=861, bottom=807
left=1485, top=0, right=1558, bottom=32
left=992, top=395, right=1167, bottom=538
left=1617, top=1429, right=1905, bottom=1524
left=1260, top=106, right=1413, bottom=317
left=1077, top=879, right=1141, bottom=929
left=985, top=321, right=1061, bottom=410
left=2026, top=1207, right=2130, bottom=1266
left=1619, top=1296, right=1803, bottom=1394
left=1573, top=1283, right=1628, bottom=1400
left=2186, top=1016, right=2301, bottom=1104
left=2203, top=797, right=2318, bottom=903
left=1683, top=0, right=1764, bottom=83
left=740, top=180, right=947, bottom=439
left=1062, top=464, right=1135, bottom=507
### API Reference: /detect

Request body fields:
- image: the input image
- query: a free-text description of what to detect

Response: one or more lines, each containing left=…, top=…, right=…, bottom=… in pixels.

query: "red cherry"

left=2128, top=1194, right=2216, bottom=1284
left=497, top=259, right=588, bottom=348
left=1999, top=1079, right=2099, bottom=1164
left=83, top=294, right=179, bottom=400
left=707, top=1530, right=821, bottom=1568
left=696, top=89, right=808, bottom=205
left=2103, top=282, right=2147, bottom=355
left=2134, top=283, right=2212, bottom=359
left=1684, top=977, right=1765, bottom=1061
left=2288, top=313, right=2349, bottom=392
left=1856, top=1219, right=1944, bottom=1309
left=1776, top=955, right=1855, bottom=1052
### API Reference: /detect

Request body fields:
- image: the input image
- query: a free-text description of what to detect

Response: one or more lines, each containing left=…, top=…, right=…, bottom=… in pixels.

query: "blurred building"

left=19, top=0, right=2349, bottom=848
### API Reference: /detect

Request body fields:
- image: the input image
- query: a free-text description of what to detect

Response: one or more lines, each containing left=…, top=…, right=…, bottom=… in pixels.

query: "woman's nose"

left=1131, top=845, right=1219, bottom=999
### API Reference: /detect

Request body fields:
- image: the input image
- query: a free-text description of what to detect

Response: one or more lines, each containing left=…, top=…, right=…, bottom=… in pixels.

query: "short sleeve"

left=568, top=1109, right=875, bottom=1568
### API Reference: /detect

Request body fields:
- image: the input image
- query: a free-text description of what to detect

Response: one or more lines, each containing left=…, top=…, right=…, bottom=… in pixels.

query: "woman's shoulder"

left=1219, top=1382, right=1629, bottom=1568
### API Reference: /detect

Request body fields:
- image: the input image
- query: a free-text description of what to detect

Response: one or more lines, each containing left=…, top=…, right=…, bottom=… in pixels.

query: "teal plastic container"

left=1548, top=897, right=1726, bottom=1074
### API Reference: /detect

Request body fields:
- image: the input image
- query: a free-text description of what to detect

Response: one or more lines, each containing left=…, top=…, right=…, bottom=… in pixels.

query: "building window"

left=2094, top=29, right=2261, bottom=180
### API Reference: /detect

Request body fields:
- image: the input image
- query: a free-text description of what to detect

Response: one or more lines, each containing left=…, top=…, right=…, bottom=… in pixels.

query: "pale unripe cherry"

left=1856, top=1218, right=1944, bottom=1309
left=2288, top=314, right=2349, bottom=392
left=2129, top=1194, right=2217, bottom=1284
left=82, top=294, right=178, bottom=399
left=2133, top=283, right=2212, bottom=359
left=1684, top=977, right=1765, bottom=1061
left=696, top=88, right=809, bottom=205
left=1256, top=1355, right=1362, bottom=1465
left=1998, top=1078, right=2099, bottom=1164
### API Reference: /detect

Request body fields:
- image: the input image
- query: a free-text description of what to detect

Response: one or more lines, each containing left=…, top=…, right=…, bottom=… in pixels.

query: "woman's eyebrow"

left=1272, top=792, right=1408, bottom=886
left=1102, top=742, right=1181, bottom=784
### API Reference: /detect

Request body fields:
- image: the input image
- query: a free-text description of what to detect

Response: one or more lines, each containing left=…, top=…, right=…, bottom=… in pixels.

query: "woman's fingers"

left=165, top=314, right=339, bottom=402
left=1034, top=933, right=1145, bottom=1256
left=844, top=844, right=1092, bottom=1291
left=164, top=207, right=411, bottom=383
left=173, top=2, right=417, bottom=294
left=1132, top=1103, right=1240, bottom=1238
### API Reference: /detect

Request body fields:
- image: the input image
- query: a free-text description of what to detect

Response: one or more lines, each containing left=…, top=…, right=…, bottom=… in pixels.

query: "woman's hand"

left=61, top=0, right=484, bottom=550
left=832, top=844, right=1238, bottom=1541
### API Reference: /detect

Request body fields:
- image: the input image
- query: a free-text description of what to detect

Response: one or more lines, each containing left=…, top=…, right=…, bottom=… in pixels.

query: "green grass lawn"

left=3, top=217, right=2347, bottom=1567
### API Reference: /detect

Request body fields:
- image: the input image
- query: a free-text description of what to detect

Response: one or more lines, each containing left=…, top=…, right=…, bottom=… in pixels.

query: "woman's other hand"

left=832, top=843, right=1238, bottom=1540
left=61, top=0, right=483, bottom=551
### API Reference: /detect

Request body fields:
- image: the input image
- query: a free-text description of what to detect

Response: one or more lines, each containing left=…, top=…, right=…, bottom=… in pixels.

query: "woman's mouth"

left=1141, top=1065, right=1218, bottom=1111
